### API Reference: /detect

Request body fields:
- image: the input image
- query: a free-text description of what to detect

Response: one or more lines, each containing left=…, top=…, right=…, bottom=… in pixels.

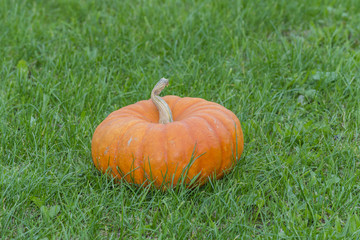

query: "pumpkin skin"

left=91, top=95, right=244, bottom=188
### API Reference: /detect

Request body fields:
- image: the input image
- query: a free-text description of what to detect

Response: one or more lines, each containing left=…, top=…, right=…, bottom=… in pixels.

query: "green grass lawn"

left=1, top=0, right=360, bottom=238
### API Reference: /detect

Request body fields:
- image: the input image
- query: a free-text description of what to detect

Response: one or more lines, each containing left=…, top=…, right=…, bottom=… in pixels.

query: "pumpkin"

left=91, top=78, right=244, bottom=188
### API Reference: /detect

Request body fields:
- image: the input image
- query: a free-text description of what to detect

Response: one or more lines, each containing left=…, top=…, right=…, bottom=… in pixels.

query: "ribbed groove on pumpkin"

left=131, top=100, right=160, bottom=122
left=166, top=96, right=182, bottom=116
left=178, top=120, right=199, bottom=184
left=113, top=120, right=145, bottom=182
left=140, top=123, right=154, bottom=184
left=190, top=115, right=223, bottom=177
left=141, top=124, right=167, bottom=186
left=205, top=113, right=236, bottom=171
left=193, top=111, right=236, bottom=168
left=181, top=105, right=232, bottom=118
left=208, top=110, right=239, bottom=160
left=194, top=114, right=224, bottom=176
left=122, top=121, right=148, bottom=184
left=171, top=98, right=205, bottom=120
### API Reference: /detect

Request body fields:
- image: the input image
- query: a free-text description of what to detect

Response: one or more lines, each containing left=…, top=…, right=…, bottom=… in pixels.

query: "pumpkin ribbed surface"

left=91, top=95, right=244, bottom=188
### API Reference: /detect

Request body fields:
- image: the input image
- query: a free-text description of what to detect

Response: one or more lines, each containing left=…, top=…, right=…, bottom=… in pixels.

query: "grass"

left=1, top=0, right=360, bottom=238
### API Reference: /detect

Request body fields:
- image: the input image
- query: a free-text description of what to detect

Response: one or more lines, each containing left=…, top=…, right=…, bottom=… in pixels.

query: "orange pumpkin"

left=91, top=78, right=244, bottom=188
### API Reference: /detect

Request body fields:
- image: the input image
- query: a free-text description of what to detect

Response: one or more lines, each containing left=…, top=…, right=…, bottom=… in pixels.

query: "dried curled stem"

left=151, top=78, right=173, bottom=124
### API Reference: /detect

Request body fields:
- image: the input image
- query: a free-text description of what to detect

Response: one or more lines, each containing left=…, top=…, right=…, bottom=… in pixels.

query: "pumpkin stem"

left=151, top=78, right=173, bottom=124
